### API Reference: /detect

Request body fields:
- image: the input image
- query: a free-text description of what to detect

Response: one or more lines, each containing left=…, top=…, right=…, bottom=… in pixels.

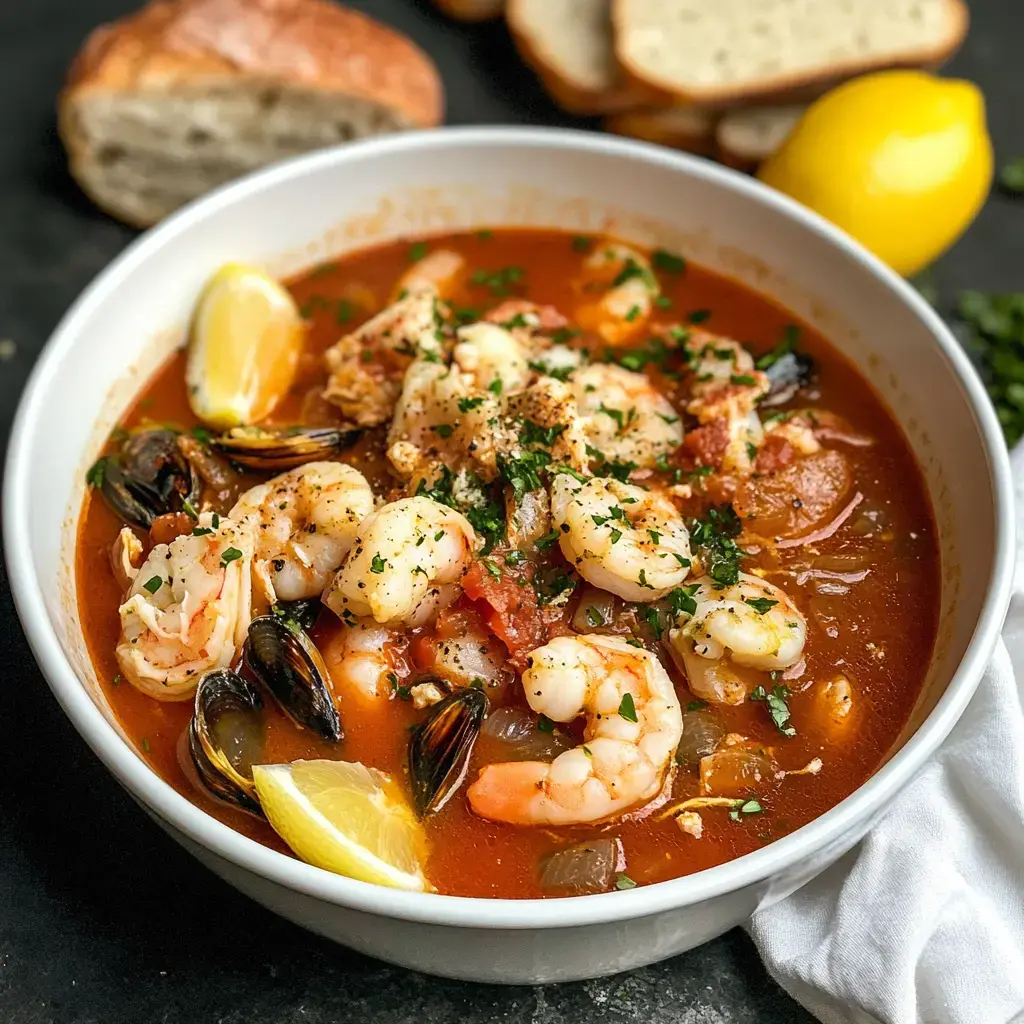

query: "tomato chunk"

left=462, top=559, right=546, bottom=668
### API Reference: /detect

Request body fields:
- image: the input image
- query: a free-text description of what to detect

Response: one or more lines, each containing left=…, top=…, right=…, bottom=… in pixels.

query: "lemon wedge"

left=758, top=71, right=993, bottom=277
left=186, top=263, right=304, bottom=429
left=252, top=760, right=427, bottom=891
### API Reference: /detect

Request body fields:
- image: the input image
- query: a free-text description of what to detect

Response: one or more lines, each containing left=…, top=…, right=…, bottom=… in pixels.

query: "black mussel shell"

left=212, top=427, right=360, bottom=471
left=188, top=668, right=265, bottom=816
left=408, top=688, right=487, bottom=816
left=761, top=351, right=815, bottom=408
left=99, top=428, right=199, bottom=528
left=272, top=598, right=321, bottom=633
left=243, top=615, right=342, bottom=742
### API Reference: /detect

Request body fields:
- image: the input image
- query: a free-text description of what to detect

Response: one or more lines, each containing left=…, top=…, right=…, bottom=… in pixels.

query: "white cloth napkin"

left=749, top=446, right=1024, bottom=1024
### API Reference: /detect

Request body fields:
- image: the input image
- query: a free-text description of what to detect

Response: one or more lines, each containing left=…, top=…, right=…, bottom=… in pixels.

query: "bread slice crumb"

left=613, top=0, right=968, bottom=105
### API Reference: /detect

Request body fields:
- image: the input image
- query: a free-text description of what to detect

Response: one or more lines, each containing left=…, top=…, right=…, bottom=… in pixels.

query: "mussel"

left=212, top=426, right=359, bottom=471
left=242, top=615, right=342, bottom=742
left=188, top=668, right=265, bottom=815
left=761, top=350, right=815, bottom=408
left=99, top=429, right=200, bottom=528
left=408, top=688, right=488, bottom=815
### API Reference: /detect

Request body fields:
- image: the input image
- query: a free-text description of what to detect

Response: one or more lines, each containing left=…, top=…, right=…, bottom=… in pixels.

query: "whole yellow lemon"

left=758, top=70, right=992, bottom=277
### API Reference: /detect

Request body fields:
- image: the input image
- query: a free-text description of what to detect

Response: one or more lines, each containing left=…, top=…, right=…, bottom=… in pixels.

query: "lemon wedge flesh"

left=758, top=71, right=993, bottom=277
left=186, top=263, right=304, bottom=429
left=252, top=760, right=427, bottom=891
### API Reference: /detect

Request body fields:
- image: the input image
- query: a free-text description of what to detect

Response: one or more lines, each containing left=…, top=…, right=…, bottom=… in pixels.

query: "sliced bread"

left=431, top=0, right=505, bottom=21
left=715, top=105, right=806, bottom=171
left=507, top=0, right=651, bottom=115
left=605, top=106, right=717, bottom=156
left=613, top=0, right=969, bottom=106
left=59, top=0, right=444, bottom=227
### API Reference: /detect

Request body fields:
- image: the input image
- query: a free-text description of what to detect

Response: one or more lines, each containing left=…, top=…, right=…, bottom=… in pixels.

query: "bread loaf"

left=432, top=0, right=505, bottom=21
left=605, top=106, right=717, bottom=156
left=59, top=0, right=444, bottom=227
left=715, top=105, right=806, bottom=171
left=613, top=0, right=968, bottom=106
left=507, top=0, right=651, bottom=115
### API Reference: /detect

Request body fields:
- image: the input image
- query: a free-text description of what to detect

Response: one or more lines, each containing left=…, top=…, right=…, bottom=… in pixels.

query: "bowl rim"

left=4, top=125, right=1014, bottom=930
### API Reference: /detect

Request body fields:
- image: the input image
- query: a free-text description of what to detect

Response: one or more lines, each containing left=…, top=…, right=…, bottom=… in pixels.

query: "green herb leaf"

left=86, top=457, right=107, bottom=489
left=537, top=714, right=555, bottom=734
left=688, top=504, right=744, bottom=587
left=535, top=528, right=560, bottom=551
left=219, top=547, right=243, bottom=568
left=143, top=575, right=163, bottom=594
left=572, top=235, right=593, bottom=253
left=370, top=554, right=387, bottom=574
left=687, top=309, right=711, bottom=324
left=756, top=325, right=801, bottom=370
left=652, top=249, right=686, bottom=274
left=458, top=396, right=486, bottom=413
left=750, top=684, right=796, bottom=736
left=618, top=692, right=638, bottom=722
left=483, top=557, right=503, bottom=580
left=585, top=605, right=605, bottom=626
left=686, top=698, right=709, bottom=712
left=615, top=872, right=638, bottom=890
left=744, top=596, right=778, bottom=614
left=408, top=241, right=429, bottom=262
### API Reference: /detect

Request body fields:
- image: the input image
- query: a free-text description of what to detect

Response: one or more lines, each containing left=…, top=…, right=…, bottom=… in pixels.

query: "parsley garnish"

left=1000, top=156, right=1024, bottom=196
left=731, top=374, right=756, bottom=385
left=756, top=325, right=801, bottom=370
left=458, top=396, right=486, bottom=413
left=219, top=547, right=243, bottom=568
left=667, top=584, right=700, bottom=617
left=652, top=249, right=686, bottom=274
left=624, top=304, right=641, bottom=323
left=572, top=235, right=593, bottom=253
left=686, top=699, right=709, bottom=712
left=370, top=554, right=387, bottom=574
left=537, top=714, right=555, bottom=733
left=408, top=241, right=429, bottom=262
left=483, top=557, right=502, bottom=580
left=618, top=692, right=634, bottom=724
left=470, top=265, right=525, bottom=297
left=615, top=873, right=638, bottom=890
left=729, top=799, right=763, bottom=821
left=744, top=597, right=778, bottom=614
left=585, top=605, right=605, bottom=626
left=687, top=309, right=711, bottom=324
left=86, top=457, right=107, bottom=488
left=535, top=528, right=560, bottom=551
left=688, top=505, right=744, bottom=587
left=751, top=684, right=796, bottom=736
left=142, top=576, right=163, bottom=594
left=432, top=423, right=454, bottom=439
left=612, top=258, right=656, bottom=291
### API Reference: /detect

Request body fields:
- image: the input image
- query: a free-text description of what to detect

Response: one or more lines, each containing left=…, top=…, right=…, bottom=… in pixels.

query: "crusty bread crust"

left=431, top=0, right=505, bottom=22
left=612, top=0, right=969, bottom=107
left=605, top=106, right=717, bottom=156
left=507, top=0, right=653, bottom=115
left=63, top=0, right=443, bottom=124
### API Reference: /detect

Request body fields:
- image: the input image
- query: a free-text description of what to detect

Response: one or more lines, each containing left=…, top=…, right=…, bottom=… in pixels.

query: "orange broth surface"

left=77, top=229, right=939, bottom=897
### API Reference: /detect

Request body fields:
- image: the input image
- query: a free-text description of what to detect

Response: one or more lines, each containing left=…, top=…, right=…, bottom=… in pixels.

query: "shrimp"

left=452, top=322, right=531, bottom=394
left=574, top=242, right=659, bottom=344
left=551, top=474, right=691, bottom=602
left=322, top=496, right=478, bottom=626
left=391, top=249, right=465, bottom=301
left=116, top=513, right=253, bottom=701
left=321, top=618, right=402, bottom=701
left=323, top=288, right=443, bottom=426
left=230, top=462, right=375, bottom=604
left=110, top=526, right=143, bottom=592
left=467, top=634, right=683, bottom=824
left=667, top=572, right=806, bottom=705
left=571, top=363, right=683, bottom=469
left=683, top=329, right=770, bottom=475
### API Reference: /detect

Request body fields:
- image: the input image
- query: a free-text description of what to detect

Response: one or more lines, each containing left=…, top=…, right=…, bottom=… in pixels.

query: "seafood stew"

left=77, top=229, right=939, bottom=898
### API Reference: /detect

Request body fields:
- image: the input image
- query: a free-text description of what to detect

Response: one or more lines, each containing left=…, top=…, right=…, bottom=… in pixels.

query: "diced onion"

left=538, top=838, right=622, bottom=894
left=479, top=706, right=573, bottom=762
left=571, top=587, right=620, bottom=634
left=675, top=711, right=726, bottom=767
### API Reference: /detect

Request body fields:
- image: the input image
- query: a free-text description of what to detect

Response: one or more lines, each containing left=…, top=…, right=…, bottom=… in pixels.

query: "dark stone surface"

left=0, top=2, right=1020, bottom=1021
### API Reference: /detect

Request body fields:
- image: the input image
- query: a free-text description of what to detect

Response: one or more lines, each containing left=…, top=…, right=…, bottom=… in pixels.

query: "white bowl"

left=4, top=127, right=1014, bottom=985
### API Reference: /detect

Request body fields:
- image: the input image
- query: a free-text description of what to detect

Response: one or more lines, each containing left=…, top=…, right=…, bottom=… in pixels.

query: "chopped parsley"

left=470, top=265, right=525, bottom=297
left=686, top=698, right=709, bottom=712
left=483, top=557, right=503, bottom=580
left=642, top=606, right=664, bottom=640
left=496, top=448, right=549, bottom=501
left=751, top=684, right=796, bottom=736
left=192, top=525, right=214, bottom=537
left=624, top=304, right=641, bottom=322
left=487, top=377, right=504, bottom=395
left=86, top=457, right=107, bottom=488
left=615, top=873, right=638, bottom=890
left=729, top=799, right=763, bottom=821
left=598, top=404, right=635, bottom=433
left=667, top=584, right=700, bottom=617
left=537, top=714, right=555, bottom=734
left=571, top=235, right=593, bottom=253
left=612, top=258, right=656, bottom=291
left=687, top=309, right=712, bottom=324
left=142, top=576, right=163, bottom=594
left=957, top=290, right=1024, bottom=444
left=756, top=325, right=801, bottom=370
left=730, top=373, right=756, bottom=386
left=688, top=505, right=744, bottom=587
left=585, top=605, right=605, bottom=626
left=521, top=420, right=565, bottom=447
left=618, top=693, right=638, bottom=722
left=219, top=547, right=243, bottom=568
left=528, top=358, right=573, bottom=382
left=744, top=597, right=778, bottom=614
left=408, top=241, right=429, bottom=262
left=458, top=396, right=486, bottom=413
left=652, top=248, right=686, bottom=274
left=432, top=423, right=454, bottom=439
left=535, top=528, right=560, bottom=551
left=190, top=425, right=213, bottom=445
left=181, top=498, right=199, bottom=520
left=370, top=554, right=387, bottom=574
